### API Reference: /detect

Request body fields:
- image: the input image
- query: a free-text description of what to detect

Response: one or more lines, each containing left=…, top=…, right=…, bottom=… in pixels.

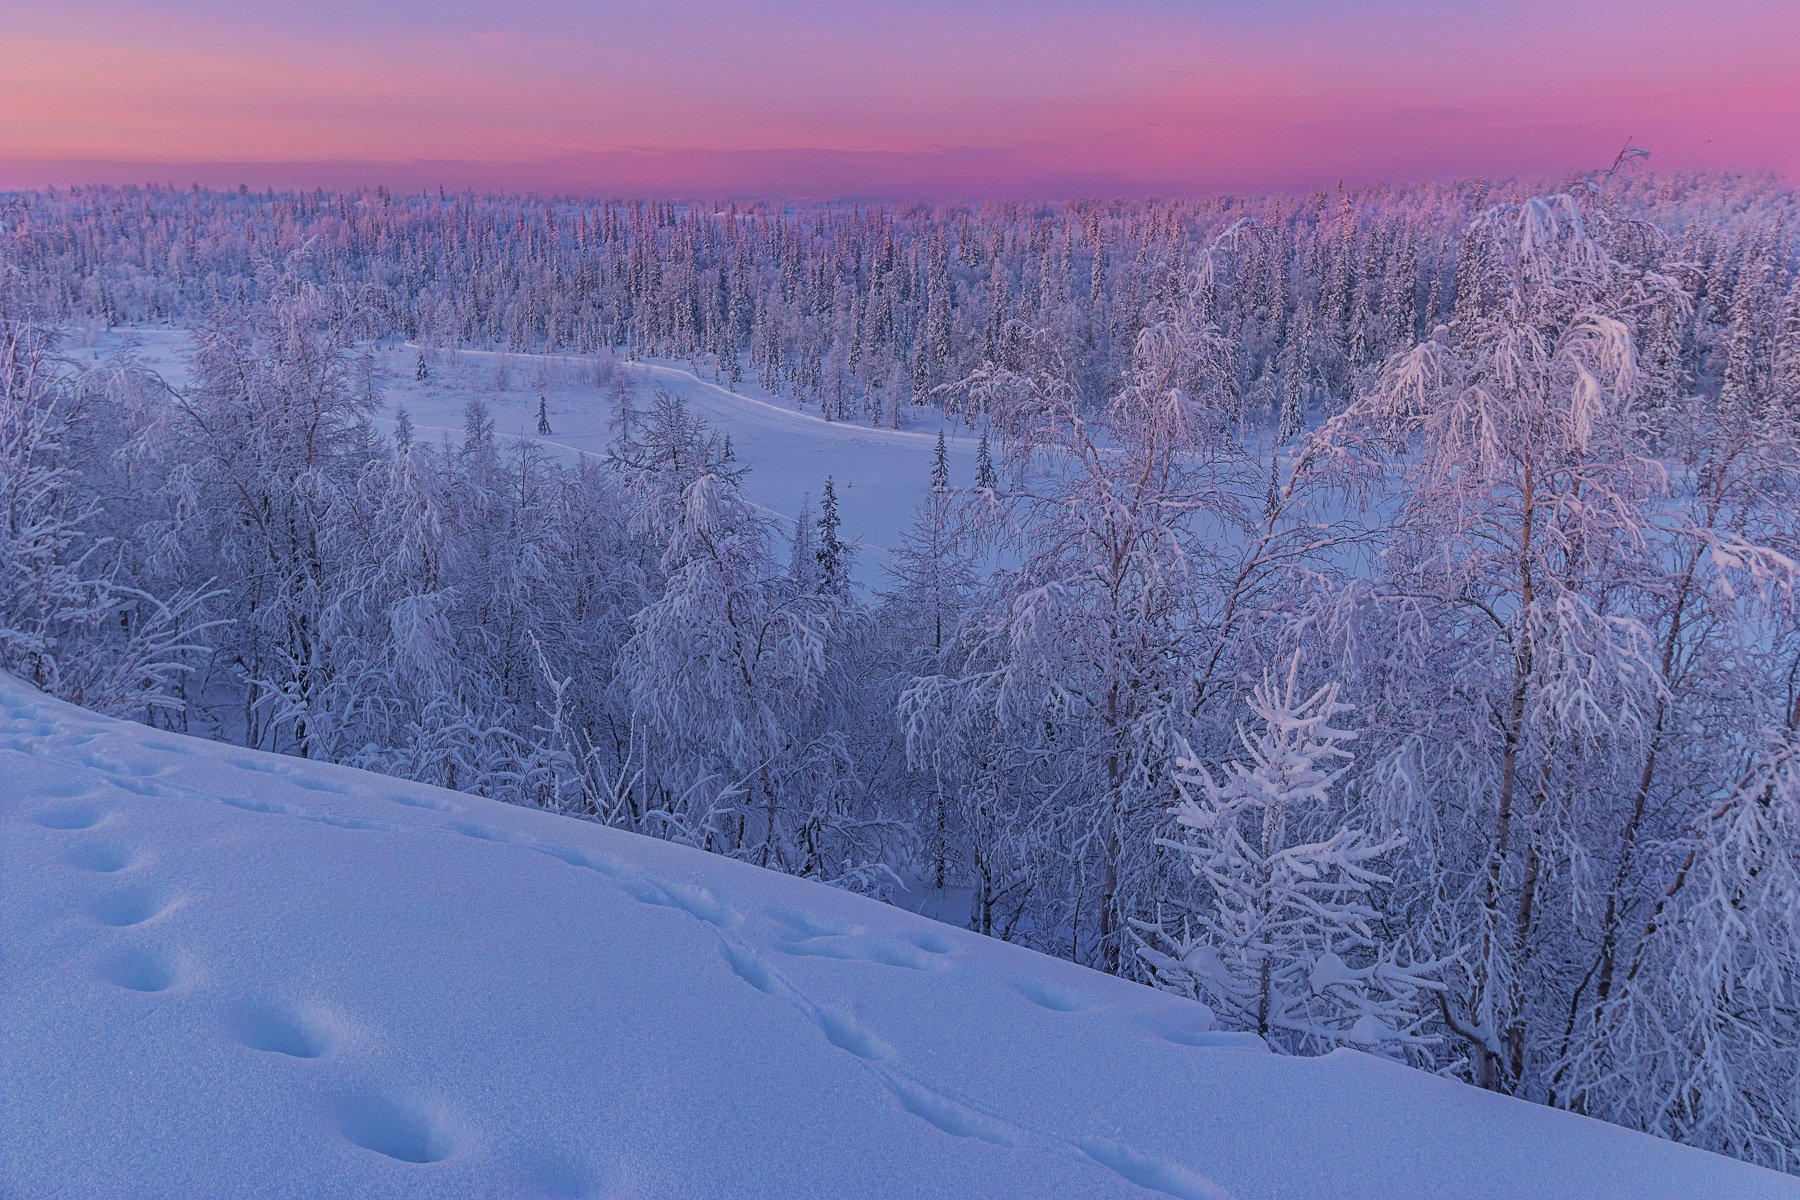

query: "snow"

left=4, top=673, right=1792, bottom=1200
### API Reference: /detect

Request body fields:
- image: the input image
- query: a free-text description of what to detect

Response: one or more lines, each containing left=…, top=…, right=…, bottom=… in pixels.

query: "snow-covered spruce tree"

left=815, top=474, right=850, bottom=596
left=1138, top=659, right=1436, bottom=1057
left=881, top=444, right=978, bottom=892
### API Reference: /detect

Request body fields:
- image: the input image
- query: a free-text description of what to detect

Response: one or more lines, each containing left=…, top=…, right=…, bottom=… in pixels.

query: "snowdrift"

left=1, top=674, right=1791, bottom=1199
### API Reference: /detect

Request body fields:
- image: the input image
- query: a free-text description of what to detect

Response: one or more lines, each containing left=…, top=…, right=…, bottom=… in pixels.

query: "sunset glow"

left=4, top=0, right=1796, bottom=196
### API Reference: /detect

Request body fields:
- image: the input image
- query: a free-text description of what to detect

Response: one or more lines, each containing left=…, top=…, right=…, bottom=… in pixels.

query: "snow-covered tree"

left=1140, top=660, right=1436, bottom=1056
left=0, top=282, right=196, bottom=714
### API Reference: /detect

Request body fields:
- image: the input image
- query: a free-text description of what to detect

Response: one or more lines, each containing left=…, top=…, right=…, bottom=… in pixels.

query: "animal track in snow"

left=58, top=840, right=138, bottom=874
left=506, top=1146, right=606, bottom=1199
left=230, top=999, right=339, bottom=1060
left=445, top=820, right=524, bottom=844
left=98, top=945, right=182, bottom=993
left=304, top=814, right=386, bottom=831
left=811, top=1005, right=894, bottom=1062
left=1076, top=1138, right=1227, bottom=1200
left=775, top=932, right=944, bottom=971
left=766, top=907, right=859, bottom=941
left=1009, top=979, right=1100, bottom=1013
left=229, top=757, right=289, bottom=776
left=876, top=1072, right=1018, bottom=1147
left=1138, top=1015, right=1267, bottom=1052
left=901, top=929, right=954, bottom=956
left=106, top=776, right=166, bottom=798
left=331, top=1091, right=464, bottom=1164
left=86, top=884, right=179, bottom=928
left=31, top=802, right=108, bottom=830
left=631, top=880, right=740, bottom=928
left=533, top=844, right=632, bottom=878
left=77, top=751, right=166, bottom=781
left=229, top=755, right=352, bottom=794
left=719, top=940, right=779, bottom=995
left=221, top=796, right=303, bottom=816
left=386, top=791, right=458, bottom=813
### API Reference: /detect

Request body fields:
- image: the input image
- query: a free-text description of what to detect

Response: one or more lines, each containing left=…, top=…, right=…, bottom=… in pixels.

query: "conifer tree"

left=816, top=475, right=849, bottom=595
left=1140, top=660, right=1435, bottom=1056
left=973, top=430, right=997, bottom=492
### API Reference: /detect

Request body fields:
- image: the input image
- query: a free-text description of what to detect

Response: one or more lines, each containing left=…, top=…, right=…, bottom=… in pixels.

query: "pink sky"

left=2, top=0, right=1795, bottom=197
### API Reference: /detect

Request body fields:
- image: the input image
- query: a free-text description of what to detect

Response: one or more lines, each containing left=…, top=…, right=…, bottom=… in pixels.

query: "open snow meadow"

left=67, top=325, right=988, bottom=587
left=6, top=676, right=1793, bottom=1199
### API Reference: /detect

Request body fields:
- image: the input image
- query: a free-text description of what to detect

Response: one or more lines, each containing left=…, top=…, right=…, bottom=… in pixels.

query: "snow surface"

left=4, top=674, right=1794, bottom=1199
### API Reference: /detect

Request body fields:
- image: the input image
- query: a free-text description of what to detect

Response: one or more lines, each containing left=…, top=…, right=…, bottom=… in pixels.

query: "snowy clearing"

left=3, top=673, right=1791, bottom=1200
left=74, top=326, right=983, bottom=584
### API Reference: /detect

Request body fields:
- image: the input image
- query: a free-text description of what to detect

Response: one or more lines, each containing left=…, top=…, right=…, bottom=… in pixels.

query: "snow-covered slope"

left=2, top=675, right=1792, bottom=1200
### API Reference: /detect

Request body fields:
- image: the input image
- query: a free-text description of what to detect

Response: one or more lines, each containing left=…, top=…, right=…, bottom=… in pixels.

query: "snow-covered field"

left=4, top=673, right=1792, bottom=1200
left=80, top=326, right=984, bottom=584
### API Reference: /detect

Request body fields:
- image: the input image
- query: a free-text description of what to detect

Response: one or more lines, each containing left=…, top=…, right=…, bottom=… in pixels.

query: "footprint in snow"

left=900, top=928, right=955, bottom=956
left=876, top=1072, right=1017, bottom=1147
left=304, top=814, right=387, bottom=831
left=775, top=932, right=945, bottom=971
left=766, top=907, right=860, bottom=942
left=1008, top=979, right=1100, bottom=1013
left=221, top=796, right=304, bottom=817
left=533, top=843, right=633, bottom=879
left=77, top=751, right=166, bottom=781
left=98, top=944, right=184, bottom=993
left=810, top=1004, right=895, bottom=1062
left=446, top=820, right=527, bottom=845
left=629, top=879, right=740, bottom=928
left=229, top=999, right=341, bottom=1060
left=330, top=1090, right=465, bottom=1165
left=1076, top=1138, right=1227, bottom=1200
left=719, top=940, right=780, bottom=995
left=765, top=909, right=953, bottom=965
left=86, top=884, right=180, bottom=928
left=30, top=801, right=110, bottom=830
left=386, top=791, right=458, bottom=813
left=229, top=757, right=289, bottom=777
left=1138, top=1014, right=1267, bottom=1052
left=58, top=839, right=139, bottom=874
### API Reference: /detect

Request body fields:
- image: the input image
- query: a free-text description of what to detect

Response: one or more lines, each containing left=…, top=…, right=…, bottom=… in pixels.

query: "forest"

left=4, top=160, right=1799, bottom=1171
